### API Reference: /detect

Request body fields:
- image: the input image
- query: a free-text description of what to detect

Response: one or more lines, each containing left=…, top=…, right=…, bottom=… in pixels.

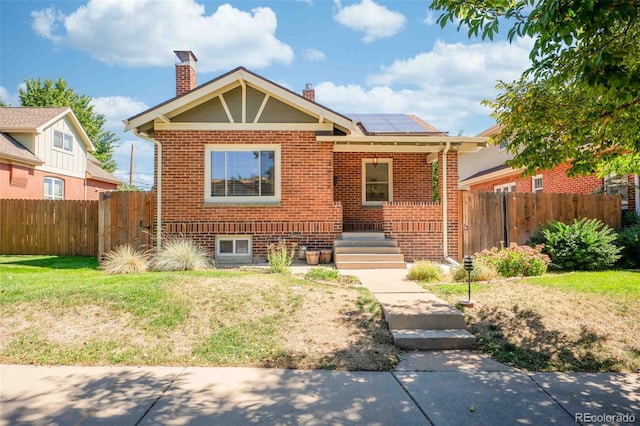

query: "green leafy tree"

left=19, top=78, right=117, bottom=172
left=431, top=0, right=640, bottom=177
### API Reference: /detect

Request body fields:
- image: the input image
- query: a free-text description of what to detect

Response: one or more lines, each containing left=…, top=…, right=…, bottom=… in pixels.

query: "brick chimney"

left=302, top=83, right=315, bottom=102
left=174, top=50, right=198, bottom=96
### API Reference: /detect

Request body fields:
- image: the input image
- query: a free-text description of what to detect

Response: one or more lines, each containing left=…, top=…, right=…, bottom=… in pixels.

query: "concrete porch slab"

left=140, top=367, right=428, bottom=425
left=394, top=371, right=575, bottom=425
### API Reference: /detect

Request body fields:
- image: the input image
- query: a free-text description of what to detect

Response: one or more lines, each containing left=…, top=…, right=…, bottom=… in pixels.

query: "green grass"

left=0, top=255, right=397, bottom=369
left=429, top=271, right=640, bottom=373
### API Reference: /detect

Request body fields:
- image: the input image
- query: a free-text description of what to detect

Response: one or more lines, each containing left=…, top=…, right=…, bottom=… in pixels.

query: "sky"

left=0, top=0, right=534, bottom=190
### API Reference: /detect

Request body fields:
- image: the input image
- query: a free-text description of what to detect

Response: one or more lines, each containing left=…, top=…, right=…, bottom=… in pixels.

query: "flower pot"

left=306, top=250, right=319, bottom=265
left=320, top=249, right=332, bottom=264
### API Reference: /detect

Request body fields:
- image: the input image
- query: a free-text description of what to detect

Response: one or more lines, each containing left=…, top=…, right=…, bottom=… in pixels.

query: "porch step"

left=334, top=246, right=401, bottom=254
left=335, top=260, right=408, bottom=269
left=391, top=329, right=476, bottom=350
left=336, top=253, right=405, bottom=262
left=341, top=232, right=385, bottom=240
left=376, top=292, right=466, bottom=330
left=334, top=239, right=398, bottom=248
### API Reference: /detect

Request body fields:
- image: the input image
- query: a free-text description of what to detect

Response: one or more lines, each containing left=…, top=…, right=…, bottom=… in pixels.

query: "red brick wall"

left=85, top=179, right=118, bottom=201
left=176, top=64, right=196, bottom=96
left=382, top=202, right=443, bottom=261
left=470, top=164, right=603, bottom=193
left=333, top=152, right=434, bottom=231
left=155, top=130, right=342, bottom=259
left=0, top=162, right=86, bottom=200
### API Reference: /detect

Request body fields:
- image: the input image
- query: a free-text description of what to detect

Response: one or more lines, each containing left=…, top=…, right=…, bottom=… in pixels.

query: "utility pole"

left=129, top=143, right=134, bottom=187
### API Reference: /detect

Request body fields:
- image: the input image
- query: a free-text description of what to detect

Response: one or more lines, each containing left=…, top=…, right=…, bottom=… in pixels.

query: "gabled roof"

left=123, top=66, right=355, bottom=133
left=0, top=133, right=43, bottom=166
left=0, top=107, right=95, bottom=151
left=86, top=154, right=122, bottom=184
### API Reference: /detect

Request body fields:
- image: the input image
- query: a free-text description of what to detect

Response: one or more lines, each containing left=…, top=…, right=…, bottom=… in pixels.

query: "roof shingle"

left=0, top=107, right=70, bottom=130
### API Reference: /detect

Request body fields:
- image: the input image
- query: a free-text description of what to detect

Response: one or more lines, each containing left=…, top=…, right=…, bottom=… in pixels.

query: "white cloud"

left=91, top=96, right=149, bottom=133
left=0, top=86, right=20, bottom=106
left=304, top=48, right=327, bottom=61
left=423, top=11, right=436, bottom=26
left=316, top=38, right=533, bottom=134
left=31, top=0, right=294, bottom=72
left=334, top=0, right=406, bottom=43
left=112, top=140, right=155, bottom=190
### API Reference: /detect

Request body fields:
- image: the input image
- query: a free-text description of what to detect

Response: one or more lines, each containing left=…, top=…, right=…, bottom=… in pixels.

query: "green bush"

left=266, top=240, right=297, bottom=274
left=622, top=211, right=640, bottom=228
left=476, top=243, right=550, bottom=277
left=617, top=224, right=640, bottom=268
left=150, top=238, right=212, bottom=271
left=539, top=218, right=621, bottom=270
left=101, top=245, right=150, bottom=274
left=453, top=258, right=499, bottom=282
left=407, top=260, right=445, bottom=282
left=305, top=267, right=341, bottom=281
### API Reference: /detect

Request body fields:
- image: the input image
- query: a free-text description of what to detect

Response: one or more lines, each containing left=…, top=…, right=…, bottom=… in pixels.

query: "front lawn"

left=428, top=271, right=640, bottom=372
left=0, top=256, right=399, bottom=370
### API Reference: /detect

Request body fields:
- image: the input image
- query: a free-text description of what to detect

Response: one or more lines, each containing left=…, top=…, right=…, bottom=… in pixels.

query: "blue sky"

left=0, top=0, right=533, bottom=189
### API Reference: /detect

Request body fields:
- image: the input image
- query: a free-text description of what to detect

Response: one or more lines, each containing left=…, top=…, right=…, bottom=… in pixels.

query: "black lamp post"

left=460, top=255, right=476, bottom=307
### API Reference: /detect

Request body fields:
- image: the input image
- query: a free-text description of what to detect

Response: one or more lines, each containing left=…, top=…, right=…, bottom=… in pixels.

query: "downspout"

left=441, top=141, right=459, bottom=267
left=134, top=129, right=162, bottom=249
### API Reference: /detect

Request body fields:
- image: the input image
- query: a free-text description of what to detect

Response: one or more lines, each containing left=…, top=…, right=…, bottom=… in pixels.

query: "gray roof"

left=0, top=107, right=70, bottom=130
left=86, top=154, right=122, bottom=184
left=0, top=133, right=42, bottom=165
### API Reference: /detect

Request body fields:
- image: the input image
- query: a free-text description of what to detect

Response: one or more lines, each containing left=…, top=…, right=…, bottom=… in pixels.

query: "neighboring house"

left=124, top=51, right=488, bottom=263
left=458, top=124, right=639, bottom=213
left=0, top=107, right=121, bottom=201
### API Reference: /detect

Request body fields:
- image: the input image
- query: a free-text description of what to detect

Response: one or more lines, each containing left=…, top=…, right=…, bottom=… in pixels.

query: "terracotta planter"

left=320, top=249, right=332, bottom=264
left=306, top=250, right=319, bottom=265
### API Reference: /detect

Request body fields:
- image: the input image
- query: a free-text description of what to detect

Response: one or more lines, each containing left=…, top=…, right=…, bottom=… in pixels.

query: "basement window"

left=216, top=236, right=252, bottom=257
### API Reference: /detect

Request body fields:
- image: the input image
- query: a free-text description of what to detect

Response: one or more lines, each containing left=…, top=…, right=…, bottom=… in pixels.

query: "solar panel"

left=347, top=113, right=428, bottom=134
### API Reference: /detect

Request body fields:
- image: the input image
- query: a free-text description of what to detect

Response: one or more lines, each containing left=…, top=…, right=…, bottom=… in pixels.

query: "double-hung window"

left=205, top=144, right=280, bottom=203
left=532, top=175, right=543, bottom=193
left=362, top=158, right=392, bottom=205
left=44, top=177, right=64, bottom=200
left=53, top=131, right=73, bottom=151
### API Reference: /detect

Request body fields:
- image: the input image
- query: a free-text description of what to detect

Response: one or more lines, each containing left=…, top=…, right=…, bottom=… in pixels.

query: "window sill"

left=204, top=201, right=281, bottom=207
left=361, top=204, right=383, bottom=209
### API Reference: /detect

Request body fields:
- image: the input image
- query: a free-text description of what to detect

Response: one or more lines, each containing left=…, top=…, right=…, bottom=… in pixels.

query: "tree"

left=19, top=78, right=117, bottom=172
left=431, top=0, right=640, bottom=176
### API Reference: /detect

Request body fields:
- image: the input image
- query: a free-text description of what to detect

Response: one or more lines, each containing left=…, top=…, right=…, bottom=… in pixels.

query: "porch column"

left=438, top=150, right=459, bottom=261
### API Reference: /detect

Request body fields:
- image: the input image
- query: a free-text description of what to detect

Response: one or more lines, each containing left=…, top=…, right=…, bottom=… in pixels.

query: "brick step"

left=335, top=253, right=405, bottom=262
left=335, top=260, right=407, bottom=269
left=334, top=239, right=398, bottom=248
left=376, top=293, right=466, bottom=330
left=334, top=246, right=401, bottom=254
left=391, top=329, right=476, bottom=350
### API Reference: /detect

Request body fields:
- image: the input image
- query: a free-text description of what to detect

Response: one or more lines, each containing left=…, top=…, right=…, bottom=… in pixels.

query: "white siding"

left=458, top=144, right=513, bottom=182
left=35, top=116, right=86, bottom=178
left=11, top=133, right=36, bottom=153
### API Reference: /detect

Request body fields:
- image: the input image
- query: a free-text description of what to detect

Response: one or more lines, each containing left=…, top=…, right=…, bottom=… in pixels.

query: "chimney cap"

left=305, top=83, right=313, bottom=89
left=174, top=50, right=198, bottom=64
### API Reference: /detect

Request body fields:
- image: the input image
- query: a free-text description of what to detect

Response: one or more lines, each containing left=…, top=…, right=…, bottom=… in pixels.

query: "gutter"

left=441, top=141, right=459, bottom=266
left=134, top=129, right=163, bottom=249
left=636, top=175, right=640, bottom=214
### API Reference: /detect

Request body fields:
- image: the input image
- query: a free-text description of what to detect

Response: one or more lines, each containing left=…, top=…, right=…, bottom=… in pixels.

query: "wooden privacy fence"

left=460, top=191, right=622, bottom=256
left=0, top=192, right=153, bottom=258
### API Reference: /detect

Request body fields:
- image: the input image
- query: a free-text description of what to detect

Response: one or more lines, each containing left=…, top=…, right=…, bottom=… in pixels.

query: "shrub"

left=476, top=243, right=550, bottom=278
left=453, top=258, right=500, bottom=282
left=539, top=218, right=622, bottom=270
left=266, top=240, right=297, bottom=274
left=622, top=211, right=640, bottom=228
left=150, top=238, right=212, bottom=271
left=305, top=267, right=341, bottom=281
left=407, top=260, right=445, bottom=282
left=616, top=224, right=640, bottom=268
left=101, top=245, right=150, bottom=274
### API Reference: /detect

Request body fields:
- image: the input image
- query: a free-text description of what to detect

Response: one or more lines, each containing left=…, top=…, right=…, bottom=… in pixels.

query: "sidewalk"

left=2, top=360, right=638, bottom=425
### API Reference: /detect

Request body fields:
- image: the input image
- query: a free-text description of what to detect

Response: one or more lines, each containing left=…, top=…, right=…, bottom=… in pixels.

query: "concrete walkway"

left=2, top=359, right=638, bottom=425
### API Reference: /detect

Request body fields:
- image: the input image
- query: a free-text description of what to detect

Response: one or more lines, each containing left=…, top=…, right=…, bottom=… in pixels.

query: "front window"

left=205, top=144, right=280, bottom=203
left=362, top=158, right=392, bottom=205
left=44, top=177, right=64, bottom=200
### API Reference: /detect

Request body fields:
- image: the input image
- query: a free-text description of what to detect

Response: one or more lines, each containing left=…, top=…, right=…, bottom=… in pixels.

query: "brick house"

left=459, top=124, right=639, bottom=213
left=0, top=107, right=121, bottom=200
left=124, top=51, right=487, bottom=265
